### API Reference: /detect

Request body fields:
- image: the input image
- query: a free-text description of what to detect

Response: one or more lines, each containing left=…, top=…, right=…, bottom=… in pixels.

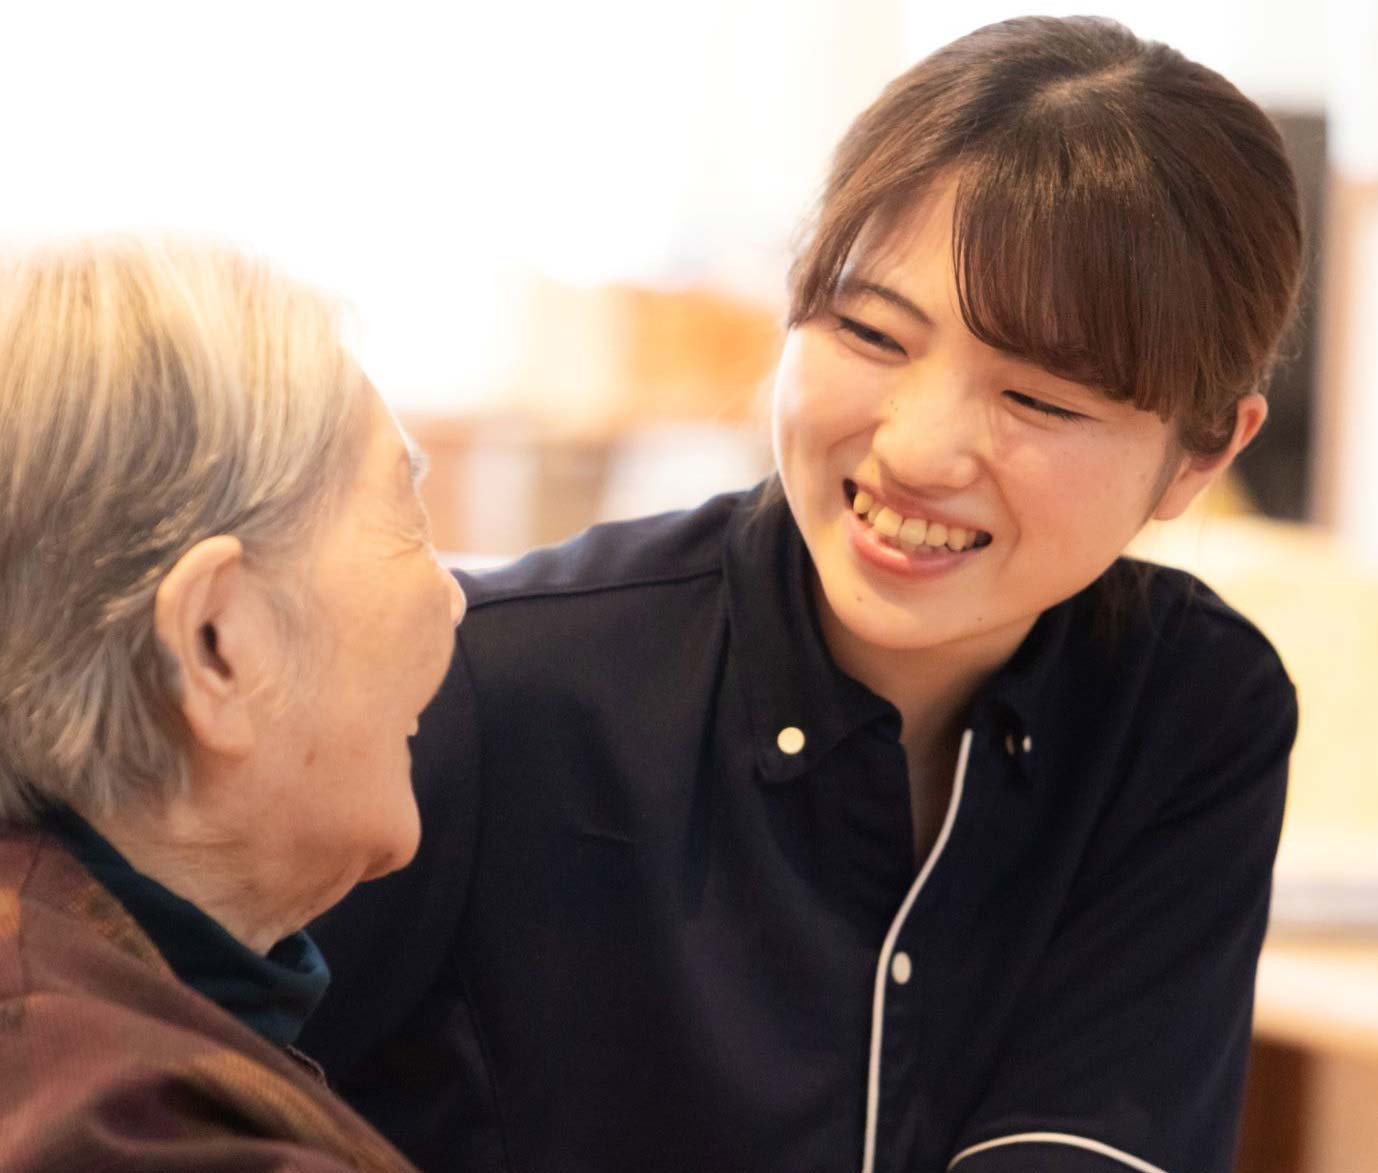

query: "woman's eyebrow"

left=836, top=276, right=934, bottom=328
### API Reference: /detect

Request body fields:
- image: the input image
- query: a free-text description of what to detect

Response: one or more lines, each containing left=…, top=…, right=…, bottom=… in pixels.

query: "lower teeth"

left=864, top=519, right=975, bottom=553
left=879, top=532, right=951, bottom=553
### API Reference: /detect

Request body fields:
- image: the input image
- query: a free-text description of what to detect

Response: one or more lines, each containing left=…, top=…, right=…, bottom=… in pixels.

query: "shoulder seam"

left=1128, top=558, right=1286, bottom=660
left=463, top=561, right=723, bottom=612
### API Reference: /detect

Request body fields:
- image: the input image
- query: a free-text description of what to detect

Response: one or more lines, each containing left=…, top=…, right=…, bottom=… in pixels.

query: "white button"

left=777, top=726, right=806, bottom=755
left=1004, top=732, right=1016, bottom=757
left=1021, top=734, right=1033, bottom=754
left=891, top=951, right=912, bottom=985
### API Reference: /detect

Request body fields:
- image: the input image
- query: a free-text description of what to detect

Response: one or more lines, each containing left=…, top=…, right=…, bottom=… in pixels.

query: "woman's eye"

left=836, top=315, right=905, bottom=355
left=1004, top=390, right=1086, bottom=422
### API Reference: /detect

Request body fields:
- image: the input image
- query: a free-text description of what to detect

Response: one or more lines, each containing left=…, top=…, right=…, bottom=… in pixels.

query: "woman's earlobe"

left=1151, top=393, right=1269, bottom=522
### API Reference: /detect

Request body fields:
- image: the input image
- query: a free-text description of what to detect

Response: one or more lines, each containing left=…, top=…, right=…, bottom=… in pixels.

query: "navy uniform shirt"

left=302, top=485, right=1296, bottom=1173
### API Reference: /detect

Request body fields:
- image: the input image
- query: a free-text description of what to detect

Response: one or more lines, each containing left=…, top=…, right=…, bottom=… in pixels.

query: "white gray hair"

left=0, top=239, right=366, bottom=823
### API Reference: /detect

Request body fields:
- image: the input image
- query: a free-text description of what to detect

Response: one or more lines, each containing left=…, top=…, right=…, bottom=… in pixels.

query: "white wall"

left=1318, top=1, right=1378, bottom=562
left=3, top=0, right=1361, bottom=452
left=0, top=0, right=907, bottom=412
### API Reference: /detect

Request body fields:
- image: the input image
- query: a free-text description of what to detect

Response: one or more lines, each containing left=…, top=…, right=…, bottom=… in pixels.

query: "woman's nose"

left=447, top=572, right=467, bottom=628
left=872, top=377, right=983, bottom=490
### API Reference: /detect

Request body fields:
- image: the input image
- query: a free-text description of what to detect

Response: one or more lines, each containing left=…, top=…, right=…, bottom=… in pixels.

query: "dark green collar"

left=44, top=804, right=330, bottom=1048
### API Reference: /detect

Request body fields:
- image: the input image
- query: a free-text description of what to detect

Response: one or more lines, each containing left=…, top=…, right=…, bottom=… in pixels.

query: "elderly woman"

left=0, top=241, right=464, bottom=1170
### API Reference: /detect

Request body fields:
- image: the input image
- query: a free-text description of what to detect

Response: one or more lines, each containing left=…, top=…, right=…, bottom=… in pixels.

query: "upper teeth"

left=852, top=489, right=981, bottom=553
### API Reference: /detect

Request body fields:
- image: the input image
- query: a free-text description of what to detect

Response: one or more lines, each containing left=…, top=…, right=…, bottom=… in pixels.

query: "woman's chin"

left=361, top=803, right=423, bottom=882
left=816, top=561, right=941, bottom=651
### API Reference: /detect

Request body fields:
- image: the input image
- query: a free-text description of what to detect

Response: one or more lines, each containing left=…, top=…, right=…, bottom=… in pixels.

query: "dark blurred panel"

left=1234, top=111, right=1326, bottom=521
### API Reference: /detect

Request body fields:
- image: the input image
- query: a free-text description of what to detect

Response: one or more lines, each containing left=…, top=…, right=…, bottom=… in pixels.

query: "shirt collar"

left=42, top=804, right=331, bottom=1048
left=723, top=481, right=1097, bottom=786
left=723, top=483, right=896, bottom=783
left=963, top=596, right=1077, bottom=784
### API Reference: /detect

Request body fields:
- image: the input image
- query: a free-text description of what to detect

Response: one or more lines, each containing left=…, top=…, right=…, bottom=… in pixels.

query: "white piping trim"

left=948, top=1133, right=1168, bottom=1173
left=860, top=728, right=972, bottom=1173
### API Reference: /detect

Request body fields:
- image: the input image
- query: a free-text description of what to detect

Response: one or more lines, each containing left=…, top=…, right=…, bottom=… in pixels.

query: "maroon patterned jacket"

left=0, top=824, right=417, bottom=1171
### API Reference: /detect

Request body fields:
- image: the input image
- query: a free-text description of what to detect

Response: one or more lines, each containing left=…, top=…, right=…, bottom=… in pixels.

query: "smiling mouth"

left=843, top=479, right=993, bottom=554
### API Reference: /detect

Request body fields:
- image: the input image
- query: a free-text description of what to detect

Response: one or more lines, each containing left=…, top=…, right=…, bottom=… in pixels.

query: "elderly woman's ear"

left=153, top=534, right=266, bottom=759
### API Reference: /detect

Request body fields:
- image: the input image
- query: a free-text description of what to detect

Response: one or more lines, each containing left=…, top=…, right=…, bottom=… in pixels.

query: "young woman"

left=303, top=17, right=1301, bottom=1173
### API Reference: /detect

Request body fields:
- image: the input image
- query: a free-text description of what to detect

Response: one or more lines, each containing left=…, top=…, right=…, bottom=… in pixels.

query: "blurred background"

left=4, top=1, right=1374, bottom=1167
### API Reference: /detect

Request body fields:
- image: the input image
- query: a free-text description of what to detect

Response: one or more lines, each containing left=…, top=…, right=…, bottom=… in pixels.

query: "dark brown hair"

left=789, top=16, right=1303, bottom=457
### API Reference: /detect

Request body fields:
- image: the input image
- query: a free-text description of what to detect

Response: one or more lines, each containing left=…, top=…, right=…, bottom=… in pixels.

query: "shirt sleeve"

left=948, top=645, right=1297, bottom=1173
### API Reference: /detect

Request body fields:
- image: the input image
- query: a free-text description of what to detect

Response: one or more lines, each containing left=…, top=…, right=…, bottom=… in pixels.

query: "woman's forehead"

left=845, top=179, right=960, bottom=276
left=836, top=184, right=966, bottom=321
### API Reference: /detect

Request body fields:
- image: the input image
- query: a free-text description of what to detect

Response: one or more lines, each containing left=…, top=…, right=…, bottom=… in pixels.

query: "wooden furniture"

left=1238, top=937, right=1378, bottom=1172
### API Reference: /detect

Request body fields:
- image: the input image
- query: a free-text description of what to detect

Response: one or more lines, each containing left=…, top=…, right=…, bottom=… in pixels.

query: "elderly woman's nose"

left=447, top=573, right=467, bottom=628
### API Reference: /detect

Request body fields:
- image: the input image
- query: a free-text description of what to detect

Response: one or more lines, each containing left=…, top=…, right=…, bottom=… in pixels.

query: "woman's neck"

left=814, top=577, right=1034, bottom=765
left=79, top=796, right=344, bottom=956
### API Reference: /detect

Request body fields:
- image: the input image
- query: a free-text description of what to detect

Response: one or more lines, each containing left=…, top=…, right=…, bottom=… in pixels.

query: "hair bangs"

left=950, top=129, right=1205, bottom=425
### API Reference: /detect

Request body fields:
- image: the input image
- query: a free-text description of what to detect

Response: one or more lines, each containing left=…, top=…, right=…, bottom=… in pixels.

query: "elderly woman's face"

left=263, top=387, right=464, bottom=886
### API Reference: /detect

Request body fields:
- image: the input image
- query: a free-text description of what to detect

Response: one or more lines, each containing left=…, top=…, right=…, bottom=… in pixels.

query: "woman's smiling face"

left=773, top=177, right=1250, bottom=667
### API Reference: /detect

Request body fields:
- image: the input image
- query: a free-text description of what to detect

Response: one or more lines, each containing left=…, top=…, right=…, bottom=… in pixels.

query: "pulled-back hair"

left=789, top=15, right=1303, bottom=456
left=0, top=240, right=365, bottom=824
